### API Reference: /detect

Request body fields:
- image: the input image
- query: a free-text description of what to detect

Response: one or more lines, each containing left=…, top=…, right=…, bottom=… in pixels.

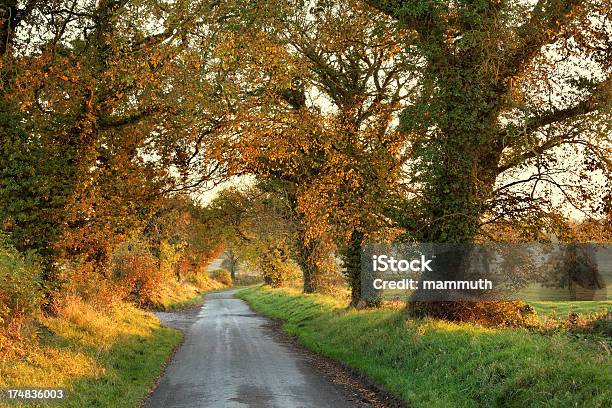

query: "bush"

left=53, top=257, right=129, bottom=310
left=211, top=269, right=233, bottom=286
left=0, top=238, right=43, bottom=355
left=263, top=259, right=302, bottom=288
left=247, top=248, right=301, bottom=288
left=111, top=238, right=164, bottom=307
left=159, top=240, right=183, bottom=280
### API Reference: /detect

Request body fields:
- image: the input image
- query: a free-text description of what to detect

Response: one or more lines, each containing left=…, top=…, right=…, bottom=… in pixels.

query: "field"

left=530, top=300, right=611, bottom=316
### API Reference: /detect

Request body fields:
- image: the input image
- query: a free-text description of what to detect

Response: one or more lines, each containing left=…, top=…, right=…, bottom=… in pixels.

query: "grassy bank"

left=0, top=297, right=182, bottom=408
left=0, top=264, right=232, bottom=408
left=150, top=274, right=228, bottom=311
left=237, top=286, right=611, bottom=408
left=0, top=280, right=227, bottom=408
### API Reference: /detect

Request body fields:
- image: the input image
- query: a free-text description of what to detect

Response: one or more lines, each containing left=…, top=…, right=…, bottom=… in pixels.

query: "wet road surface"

left=144, top=289, right=362, bottom=408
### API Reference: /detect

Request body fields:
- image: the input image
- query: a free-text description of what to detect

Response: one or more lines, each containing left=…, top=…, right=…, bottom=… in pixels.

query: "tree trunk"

left=297, top=238, right=319, bottom=293
left=408, top=127, right=504, bottom=318
left=295, top=231, right=335, bottom=293
left=344, top=230, right=362, bottom=306
left=226, top=249, right=237, bottom=280
left=342, top=230, right=381, bottom=308
left=0, top=1, right=19, bottom=57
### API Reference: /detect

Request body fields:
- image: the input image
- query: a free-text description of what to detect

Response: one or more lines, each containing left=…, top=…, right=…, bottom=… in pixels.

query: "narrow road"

left=145, top=289, right=363, bottom=408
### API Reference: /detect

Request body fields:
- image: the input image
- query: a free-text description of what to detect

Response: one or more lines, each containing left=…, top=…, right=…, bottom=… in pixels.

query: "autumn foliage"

left=0, top=0, right=610, bottom=343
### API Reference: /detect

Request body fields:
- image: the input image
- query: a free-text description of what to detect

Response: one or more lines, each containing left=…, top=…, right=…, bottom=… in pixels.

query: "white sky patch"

left=194, top=175, right=256, bottom=204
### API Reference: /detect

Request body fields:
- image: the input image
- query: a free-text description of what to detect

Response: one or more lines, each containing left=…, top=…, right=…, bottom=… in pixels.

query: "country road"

left=144, top=289, right=365, bottom=408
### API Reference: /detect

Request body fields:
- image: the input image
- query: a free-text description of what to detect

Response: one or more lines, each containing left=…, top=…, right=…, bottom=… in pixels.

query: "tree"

left=367, top=0, right=610, bottom=240
left=221, top=249, right=239, bottom=280
left=0, top=0, right=236, bottom=284
left=227, top=0, right=417, bottom=296
left=367, top=0, right=611, bottom=317
left=0, top=1, right=75, bottom=282
left=207, top=182, right=300, bottom=287
left=143, top=197, right=223, bottom=281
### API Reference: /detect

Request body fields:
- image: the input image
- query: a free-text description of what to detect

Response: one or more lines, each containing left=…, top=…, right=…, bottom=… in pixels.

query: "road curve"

left=145, top=289, right=361, bottom=408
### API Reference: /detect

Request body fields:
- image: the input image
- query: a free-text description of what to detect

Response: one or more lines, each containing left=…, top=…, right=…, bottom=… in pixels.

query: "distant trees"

left=207, top=182, right=301, bottom=287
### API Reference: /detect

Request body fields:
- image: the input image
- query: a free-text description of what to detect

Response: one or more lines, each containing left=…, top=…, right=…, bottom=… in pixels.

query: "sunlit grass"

left=0, top=267, right=232, bottom=408
left=0, top=297, right=181, bottom=408
left=530, top=300, right=611, bottom=316
left=0, top=274, right=232, bottom=408
left=237, top=286, right=612, bottom=408
left=152, top=272, right=228, bottom=311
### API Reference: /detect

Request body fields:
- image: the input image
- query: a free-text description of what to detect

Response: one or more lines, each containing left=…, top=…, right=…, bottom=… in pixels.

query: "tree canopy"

left=1, top=0, right=609, bottom=313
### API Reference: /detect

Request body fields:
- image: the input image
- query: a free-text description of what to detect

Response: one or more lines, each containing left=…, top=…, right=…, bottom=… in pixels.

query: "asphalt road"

left=144, top=289, right=361, bottom=408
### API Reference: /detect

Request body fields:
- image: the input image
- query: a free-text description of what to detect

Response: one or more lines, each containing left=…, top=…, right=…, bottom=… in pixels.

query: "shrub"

left=247, top=248, right=302, bottom=288
left=159, top=240, right=184, bottom=281
left=0, top=238, right=43, bottom=355
left=111, top=238, right=164, bottom=307
left=54, top=258, right=125, bottom=310
left=211, top=269, right=233, bottom=286
left=262, top=259, right=302, bottom=288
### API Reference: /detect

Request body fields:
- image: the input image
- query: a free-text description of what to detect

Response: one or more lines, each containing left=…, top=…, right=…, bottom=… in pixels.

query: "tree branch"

left=498, top=77, right=610, bottom=173
left=502, top=0, right=582, bottom=78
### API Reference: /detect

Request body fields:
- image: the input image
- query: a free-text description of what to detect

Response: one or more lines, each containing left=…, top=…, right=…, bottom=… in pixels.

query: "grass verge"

left=150, top=273, right=228, bottom=311
left=237, top=286, right=611, bottom=408
left=1, top=272, right=232, bottom=408
left=0, top=297, right=181, bottom=408
left=0, top=275, right=235, bottom=408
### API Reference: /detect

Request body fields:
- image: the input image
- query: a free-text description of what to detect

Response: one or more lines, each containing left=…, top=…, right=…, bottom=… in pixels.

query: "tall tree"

left=0, top=0, right=236, bottom=286
left=367, top=0, right=610, bottom=242
left=366, top=0, right=611, bottom=317
left=229, top=0, right=417, bottom=295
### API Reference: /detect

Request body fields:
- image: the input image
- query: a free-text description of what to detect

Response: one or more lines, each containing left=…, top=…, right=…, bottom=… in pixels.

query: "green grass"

left=0, top=299, right=182, bottom=408
left=237, top=286, right=612, bottom=408
left=0, top=278, right=234, bottom=408
left=529, top=300, right=611, bottom=316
